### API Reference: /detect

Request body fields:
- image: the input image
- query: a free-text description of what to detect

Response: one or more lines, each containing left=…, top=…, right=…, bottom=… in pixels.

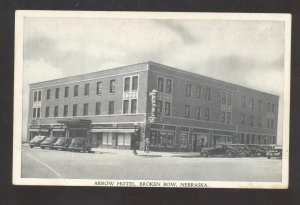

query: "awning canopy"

left=58, top=119, right=91, bottom=127
left=91, top=129, right=135, bottom=133
left=52, top=128, right=66, bottom=132
left=29, top=128, right=49, bottom=132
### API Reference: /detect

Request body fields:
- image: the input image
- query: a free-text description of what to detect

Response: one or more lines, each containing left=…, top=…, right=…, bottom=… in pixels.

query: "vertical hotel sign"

left=148, top=89, right=158, bottom=123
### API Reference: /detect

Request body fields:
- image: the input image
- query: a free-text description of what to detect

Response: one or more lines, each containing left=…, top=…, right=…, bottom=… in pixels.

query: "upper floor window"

left=132, top=76, right=138, bottom=91
left=227, top=93, right=232, bottom=106
left=195, top=107, right=201, bottom=120
left=249, top=115, right=254, bottom=127
left=165, top=102, right=171, bottom=116
left=84, top=83, right=89, bottom=96
left=204, top=108, right=210, bottom=121
left=258, top=100, right=262, bottom=111
left=63, top=105, right=68, bottom=117
left=186, top=84, right=192, bottom=97
left=45, top=106, right=50, bottom=117
left=96, top=82, right=103, bottom=95
left=33, top=90, right=42, bottom=102
left=271, top=103, right=275, bottom=113
left=166, top=79, right=172, bottom=93
left=185, top=105, right=190, bottom=118
left=196, top=86, right=202, bottom=99
left=222, top=92, right=226, bottom=105
left=46, top=89, right=50, bottom=100
left=241, top=114, right=246, bottom=125
left=131, top=99, right=137, bottom=114
left=250, top=98, right=254, bottom=110
left=123, top=100, right=129, bottom=114
left=54, top=106, right=58, bottom=117
left=242, top=97, right=246, bottom=108
left=227, top=112, right=231, bottom=124
left=267, top=102, right=271, bottom=112
left=83, top=103, right=88, bottom=116
left=258, top=117, right=262, bottom=128
left=206, top=88, right=211, bottom=101
left=73, top=104, right=77, bottom=116
left=271, top=119, right=275, bottom=129
left=109, top=101, right=114, bottom=114
left=95, top=102, right=101, bottom=115
left=110, top=80, right=115, bottom=94
left=221, top=111, right=226, bottom=123
left=32, top=107, right=41, bottom=118
left=55, top=88, right=59, bottom=100
left=124, top=77, right=130, bottom=92
left=64, top=87, right=69, bottom=98
left=74, top=85, right=79, bottom=97
left=156, top=100, right=163, bottom=115
left=158, top=77, right=164, bottom=92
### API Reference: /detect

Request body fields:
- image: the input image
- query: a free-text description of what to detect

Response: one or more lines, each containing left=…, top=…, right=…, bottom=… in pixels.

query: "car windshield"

left=32, top=136, right=45, bottom=140
left=56, top=138, right=68, bottom=143
left=72, top=138, right=85, bottom=143
left=230, top=145, right=246, bottom=150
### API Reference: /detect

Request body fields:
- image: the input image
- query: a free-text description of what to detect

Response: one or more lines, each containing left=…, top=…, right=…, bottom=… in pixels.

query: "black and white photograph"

left=13, top=11, right=291, bottom=188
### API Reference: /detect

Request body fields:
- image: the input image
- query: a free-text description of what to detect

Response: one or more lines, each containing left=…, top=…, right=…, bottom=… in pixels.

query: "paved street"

left=21, top=146, right=282, bottom=182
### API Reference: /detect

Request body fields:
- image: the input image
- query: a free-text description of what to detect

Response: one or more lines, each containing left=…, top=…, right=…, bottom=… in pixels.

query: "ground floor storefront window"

left=179, top=132, right=188, bottom=148
left=117, top=133, right=131, bottom=146
left=150, top=130, right=175, bottom=148
left=102, top=132, right=113, bottom=145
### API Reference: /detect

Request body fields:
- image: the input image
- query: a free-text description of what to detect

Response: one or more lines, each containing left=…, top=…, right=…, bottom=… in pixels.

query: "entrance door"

left=69, top=129, right=87, bottom=138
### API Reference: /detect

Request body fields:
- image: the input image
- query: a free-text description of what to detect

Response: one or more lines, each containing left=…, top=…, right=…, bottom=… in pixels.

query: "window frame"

left=64, top=86, right=69, bottom=98
left=166, top=79, right=172, bottom=94
left=95, top=102, right=101, bottom=115
left=185, top=105, right=190, bottom=118
left=83, top=103, right=89, bottom=116
left=132, top=76, right=138, bottom=91
left=186, top=84, right=192, bottom=97
left=63, top=105, right=68, bottom=117
left=110, top=80, right=116, bottom=94
left=157, top=77, right=164, bottom=92
left=84, top=83, right=89, bottom=96
left=55, top=88, right=59, bottom=100
left=74, top=85, right=79, bottom=97
left=108, top=101, right=114, bottom=114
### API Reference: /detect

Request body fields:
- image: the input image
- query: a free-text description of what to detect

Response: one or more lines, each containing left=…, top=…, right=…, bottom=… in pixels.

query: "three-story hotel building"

left=28, top=61, right=279, bottom=151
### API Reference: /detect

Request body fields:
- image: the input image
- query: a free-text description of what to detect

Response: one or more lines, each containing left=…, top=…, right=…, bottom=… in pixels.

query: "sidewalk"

left=91, top=147, right=201, bottom=158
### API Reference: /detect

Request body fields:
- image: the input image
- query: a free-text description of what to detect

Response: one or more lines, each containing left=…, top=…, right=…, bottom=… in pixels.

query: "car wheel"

left=201, top=152, right=208, bottom=158
left=267, top=156, right=271, bottom=159
left=41, top=147, right=44, bottom=149
left=30, top=145, right=33, bottom=148
left=226, top=151, right=234, bottom=158
left=240, top=152, right=247, bottom=158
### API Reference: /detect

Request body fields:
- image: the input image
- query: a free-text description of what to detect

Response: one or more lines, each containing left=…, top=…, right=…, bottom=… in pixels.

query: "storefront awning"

left=91, top=129, right=135, bottom=133
left=52, top=128, right=66, bottom=132
left=29, top=128, right=39, bottom=132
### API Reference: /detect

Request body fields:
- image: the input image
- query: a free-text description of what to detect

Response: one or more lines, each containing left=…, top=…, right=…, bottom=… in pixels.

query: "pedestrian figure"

left=133, top=140, right=139, bottom=155
left=144, top=138, right=150, bottom=153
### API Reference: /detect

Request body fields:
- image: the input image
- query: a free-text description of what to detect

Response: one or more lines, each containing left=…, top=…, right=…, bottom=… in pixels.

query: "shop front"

left=212, top=130, right=235, bottom=146
left=149, top=124, right=176, bottom=152
left=190, top=128, right=210, bottom=152
left=28, top=124, right=51, bottom=141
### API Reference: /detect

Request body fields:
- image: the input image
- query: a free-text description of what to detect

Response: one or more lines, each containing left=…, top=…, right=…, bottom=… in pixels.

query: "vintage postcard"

left=13, top=11, right=291, bottom=188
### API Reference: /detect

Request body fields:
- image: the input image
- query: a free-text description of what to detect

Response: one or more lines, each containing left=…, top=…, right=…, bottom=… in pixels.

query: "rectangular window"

left=55, top=88, right=59, bottom=99
left=227, top=112, right=231, bottom=124
left=271, top=119, right=274, bottom=129
left=33, top=91, right=37, bottom=102
left=258, top=100, right=262, bottom=111
left=131, top=99, right=137, bottom=114
left=267, top=118, right=271, bottom=128
left=123, top=100, right=129, bottom=114
left=38, top=91, right=42, bottom=101
left=166, top=79, right=172, bottom=93
left=83, top=103, right=88, bottom=116
left=95, top=102, right=101, bottom=115
left=222, top=92, right=226, bottom=105
left=156, top=100, right=163, bottom=115
left=179, top=133, right=188, bottom=148
left=110, top=80, right=115, bottom=93
left=267, top=102, right=271, bottom=112
left=242, top=97, right=246, bottom=108
left=96, top=82, right=103, bottom=95
left=195, top=107, right=201, bottom=120
left=84, top=83, right=89, bottom=96
left=185, top=105, right=190, bottom=118
left=64, top=86, right=69, bottom=98
left=158, top=77, right=164, bottom=92
left=250, top=115, right=254, bottom=127
left=186, top=84, right=191, bottom=97
left=258, top=117, right=262, bottom=128
left=206, top=88, right=211, bottom=101
left=124, top=77, right=130, bottom=92
left=37, top=108, right=41, bottom=118
left=205, top=108, right=210, bottom=121
left=45, top=107, right=50, bottom=117
left=271, top=103, right=275, bottom=113
left=74, top=85, right=78, bottom=97
left=46, top=89, right=50, bottom=100
left=221, top=111, right=226, bottom=123
left=250, top=98, right=254, bottom=110
left=63, top=105, right=68, bottom=117
left=102, top=133, right=112, bottom=145
left=33, top=108, right=36, bottom=118
left=132, top=76, right=138, bottom=90
left=165, top=102, right=171, bottom=116
left=73, top=104, right=77, bottom=116
left=197, top=86, right=202, bottom=98
left=241, top=114, right=246, bottom=125
left=227, top=93, right=232, bottom=106
left=54, top=106, right=58, bottom=117
left=109, top=101, right=114, bottom=114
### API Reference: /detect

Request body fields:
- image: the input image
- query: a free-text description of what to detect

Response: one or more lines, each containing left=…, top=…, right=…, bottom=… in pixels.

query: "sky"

left=22, top=17, right=286, bottom=143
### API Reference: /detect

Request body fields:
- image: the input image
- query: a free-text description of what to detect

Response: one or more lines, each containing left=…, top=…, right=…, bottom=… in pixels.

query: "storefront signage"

left=149, top=89, right=158, bottom=122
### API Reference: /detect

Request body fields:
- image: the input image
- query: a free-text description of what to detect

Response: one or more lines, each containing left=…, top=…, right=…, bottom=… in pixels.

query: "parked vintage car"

left=52, top=137, right=72, bottom=151
left=259, top=144, right=277, bottom=151
left=40, top=137, right=58, bottom=149
left=68, top=137, right=92, bottom=153
left=29, top=135, right=47, bottom=148
left=200, top=144, right=238, bottom=158
left=247, top=144, right=267, bottom=157
left=229, top=144, right=251, bottom=157
left=266, top=145, right=282, bottom=159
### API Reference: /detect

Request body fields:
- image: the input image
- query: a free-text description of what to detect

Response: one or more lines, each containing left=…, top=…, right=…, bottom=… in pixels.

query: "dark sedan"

left=53, top=137, right=72, bottom=151
left=40, top=137, right=58, bottom=149
left=200, top=144, right=238, bottom=158
left=229, top=144, right=251, bottom=157
left=68, top=138, right=92, bottom=153
left=266, top=145, right=282, bottom=159
left=29, top=135, right=47, bottom=148
left=247, top=144, right=267, bottom=157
